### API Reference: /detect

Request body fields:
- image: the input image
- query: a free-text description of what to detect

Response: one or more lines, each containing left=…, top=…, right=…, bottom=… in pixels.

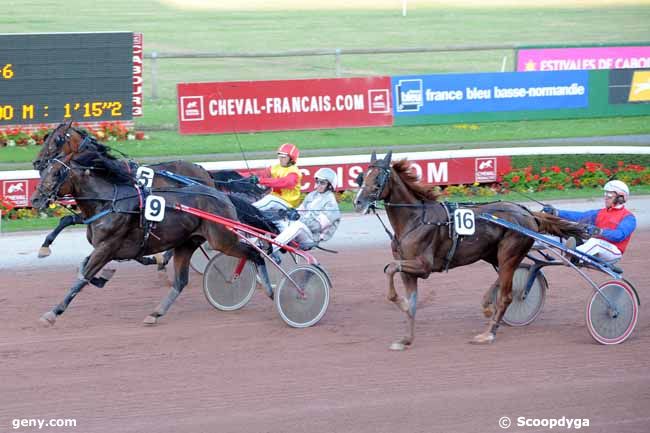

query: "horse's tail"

left=229, top=195, right=279, bottom=234
left=532, top=212, right=588, bottom=240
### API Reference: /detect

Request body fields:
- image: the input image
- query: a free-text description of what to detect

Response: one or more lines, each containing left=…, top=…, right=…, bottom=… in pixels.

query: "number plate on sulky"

left=453, top=209, right=475, bottom=235
left=145, top=195, right=166, bottom=222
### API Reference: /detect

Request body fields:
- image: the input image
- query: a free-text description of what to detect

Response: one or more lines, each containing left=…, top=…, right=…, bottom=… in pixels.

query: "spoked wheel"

left=263, top=252, right=308, bottom=291
left=203, top=252, right=257, bottom=311
left=190, top=242, right=216, bottom=275
left=502, top=264, right=548, bottom=327
left=586, top=280, right=639, bottom=345
left=275, top=265, right=330, bottom=328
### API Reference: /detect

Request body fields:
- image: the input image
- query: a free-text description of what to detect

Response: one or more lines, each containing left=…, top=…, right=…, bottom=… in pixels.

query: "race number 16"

left=454, top=209, right=475, bottom=235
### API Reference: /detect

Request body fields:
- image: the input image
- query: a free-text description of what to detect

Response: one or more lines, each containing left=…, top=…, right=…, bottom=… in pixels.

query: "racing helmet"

left=604, top=180, right=629, bottom=203
left=277, top=143, right=299, bottom=163
left=314, top=167, right=337, bottom=188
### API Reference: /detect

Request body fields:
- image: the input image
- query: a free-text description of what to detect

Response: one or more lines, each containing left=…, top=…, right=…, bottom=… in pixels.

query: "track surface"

left=1, top=231, right=649, bottom=433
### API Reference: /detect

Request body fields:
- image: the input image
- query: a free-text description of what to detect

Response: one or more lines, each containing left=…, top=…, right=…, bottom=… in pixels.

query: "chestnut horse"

left=354, top=151, right=585, bottom=349
left=31, top=146, right=275, bottom=327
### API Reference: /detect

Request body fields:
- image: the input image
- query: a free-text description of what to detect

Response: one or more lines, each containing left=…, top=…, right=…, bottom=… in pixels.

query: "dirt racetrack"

left=2, top=231, right=649, bottom=433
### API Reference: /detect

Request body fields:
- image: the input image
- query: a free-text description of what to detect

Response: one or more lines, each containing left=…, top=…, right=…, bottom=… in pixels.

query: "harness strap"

left=443, top=202, right=459, bottom=273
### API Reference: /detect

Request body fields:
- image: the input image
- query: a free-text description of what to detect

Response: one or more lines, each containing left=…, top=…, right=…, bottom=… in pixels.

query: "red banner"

left=240, top=156, right=510, bottom=192
left=177, top=77, right=393, bottom=134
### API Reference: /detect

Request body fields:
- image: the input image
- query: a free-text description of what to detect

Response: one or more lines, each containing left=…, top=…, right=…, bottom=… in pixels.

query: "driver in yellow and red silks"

left=253, top=143, right=303, bottom=212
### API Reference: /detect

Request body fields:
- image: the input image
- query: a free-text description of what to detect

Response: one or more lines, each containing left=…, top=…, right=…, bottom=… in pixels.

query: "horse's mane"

left=392, top=159, right=441, bottom=202
left=74, top=150, right=136, bottom=185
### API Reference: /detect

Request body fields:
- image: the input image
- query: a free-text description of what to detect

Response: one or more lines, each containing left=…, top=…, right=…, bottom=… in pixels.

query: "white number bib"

left=453, top=209, right=475, bottom=235
left=136, top=166, right=154, bottom=188
left=144, top=195, right=166, bottom=222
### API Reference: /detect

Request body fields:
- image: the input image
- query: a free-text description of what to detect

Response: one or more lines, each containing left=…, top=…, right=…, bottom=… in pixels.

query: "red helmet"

left=277, top=143, right=299, bottom=163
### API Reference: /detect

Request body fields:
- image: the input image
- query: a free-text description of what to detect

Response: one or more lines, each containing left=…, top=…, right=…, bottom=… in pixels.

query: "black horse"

left=33, top=121, right=274, bottom=258
left=31, top=147, right=275, bottom=326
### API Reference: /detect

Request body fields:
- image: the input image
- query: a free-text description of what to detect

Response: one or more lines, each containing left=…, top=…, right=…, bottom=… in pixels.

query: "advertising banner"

left=1, top=178, right=40, bottom=207
left=177, top=77, right=393, bottom=134
left=392, top=71, right=589, bottom=117
left=609, top=69, right=650, bottom=104
left=242, top=156, right=510, bottom=191
left=517, top=45, right=650, bottom=72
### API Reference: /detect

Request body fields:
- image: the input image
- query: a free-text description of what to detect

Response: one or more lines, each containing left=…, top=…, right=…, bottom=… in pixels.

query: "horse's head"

left=32, top=121, right=93, bottom=174
left=31, top=155, right=76, bottom=210
left=353, top=150, right=392, bottom=214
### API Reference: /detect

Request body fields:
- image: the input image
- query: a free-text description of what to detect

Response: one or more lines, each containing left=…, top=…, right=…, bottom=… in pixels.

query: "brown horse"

left=353, top=151, right=585, bottom=349
left=33, top=121, right=276, bottom=258
left=31, top=146, right=275, bottom=327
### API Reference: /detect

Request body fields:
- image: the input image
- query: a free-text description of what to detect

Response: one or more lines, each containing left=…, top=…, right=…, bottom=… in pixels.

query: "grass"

left=2, top=1, right=650, bottom=165
left=2, top=117, right=649, bottom=167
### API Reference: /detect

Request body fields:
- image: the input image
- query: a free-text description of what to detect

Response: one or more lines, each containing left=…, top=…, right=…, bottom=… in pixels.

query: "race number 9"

left=453, top=209, right=475, bottom=235
left=136, top=166, right=154, bottom=187
left=145, top=195, right=166, bottom=222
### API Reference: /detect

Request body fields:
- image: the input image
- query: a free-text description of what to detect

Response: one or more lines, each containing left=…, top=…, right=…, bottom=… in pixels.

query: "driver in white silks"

left=271, top=167, right=341, bottom=259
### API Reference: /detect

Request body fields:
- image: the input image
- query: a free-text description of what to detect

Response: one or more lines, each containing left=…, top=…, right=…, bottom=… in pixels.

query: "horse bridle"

left=360, top=163, right=391, bottom=206
left=34, top=125, right=93, bottom=172
left=35, top=157, right=74, bottom=204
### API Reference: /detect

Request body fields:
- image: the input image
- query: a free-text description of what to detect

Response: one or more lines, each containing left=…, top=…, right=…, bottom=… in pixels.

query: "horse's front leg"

left=40, top=246, right=114, bottom=326
left=38, top=214, right=83, bottom=258
left=384, top=258, right=428, bottom=351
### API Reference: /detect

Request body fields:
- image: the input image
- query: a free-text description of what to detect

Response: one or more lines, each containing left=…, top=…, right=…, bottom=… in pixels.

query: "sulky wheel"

left=586, top=280, right=639, bottom=345
left=275, top=265, right=330, bottom=328
left=203, top=252, right=257, bottom=311
left=190, top=242, right=216, bottom=275
left=502, top=264, right=548, bottom=327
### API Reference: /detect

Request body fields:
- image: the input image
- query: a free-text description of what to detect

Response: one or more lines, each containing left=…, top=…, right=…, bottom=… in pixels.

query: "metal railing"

left=145, top=43, right=519, bottom=99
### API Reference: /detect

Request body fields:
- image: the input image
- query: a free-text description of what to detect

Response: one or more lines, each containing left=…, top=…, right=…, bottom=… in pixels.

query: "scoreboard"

left=0, top=32, right=136, bottom=126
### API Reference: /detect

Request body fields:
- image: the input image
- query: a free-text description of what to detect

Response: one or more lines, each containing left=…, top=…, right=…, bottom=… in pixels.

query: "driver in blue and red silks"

left=543, top=180, right=637, bottom=263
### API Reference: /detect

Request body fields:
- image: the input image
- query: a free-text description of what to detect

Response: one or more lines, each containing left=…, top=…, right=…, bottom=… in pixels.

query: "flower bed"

left=0, top=122, right=146, bottom=147
left=500, top=161, right=650, bottom=193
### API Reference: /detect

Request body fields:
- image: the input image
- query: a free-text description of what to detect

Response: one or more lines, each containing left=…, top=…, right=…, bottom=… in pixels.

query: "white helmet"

left=314, top=167, right=337, bottom=188
left=604, top=180, right=629, bottom=203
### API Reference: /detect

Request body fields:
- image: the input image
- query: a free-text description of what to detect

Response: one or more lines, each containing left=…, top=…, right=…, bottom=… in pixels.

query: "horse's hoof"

left=38, top=247, right=51, bottom=258
left=470, top=333, right=495, bottom=345
left=99, top=268, right=116, bottom=281
left=143, top=315, right=158, bottom=325
left=39, top=311, right=56, bottom=326
left=154, top=254, right=166, bottom=271
left=389, top=342, right=408, bottom=351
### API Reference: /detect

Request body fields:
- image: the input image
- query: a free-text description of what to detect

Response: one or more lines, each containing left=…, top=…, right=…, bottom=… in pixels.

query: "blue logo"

left=392, top=71, right=589, bottom=116
left=395, top=79, right=423, bottom=112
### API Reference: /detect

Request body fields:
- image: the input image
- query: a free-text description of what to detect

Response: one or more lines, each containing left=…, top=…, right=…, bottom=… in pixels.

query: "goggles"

left=315, top=178, right=330, bottom=186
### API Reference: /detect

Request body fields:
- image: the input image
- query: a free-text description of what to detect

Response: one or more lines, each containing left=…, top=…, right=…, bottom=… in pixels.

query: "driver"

left=543, top=180, right=637, bottom=262
left=252, top=143, right=302, bottom=214
left=270, top=167, right=341, bottom=260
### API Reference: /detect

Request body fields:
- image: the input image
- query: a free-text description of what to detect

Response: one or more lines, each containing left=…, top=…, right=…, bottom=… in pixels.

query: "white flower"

left=28, top=138, right=36, bottom=146
left=7, top=140, right=16, bottom=147
left=127, top=133, right=136, bottom=141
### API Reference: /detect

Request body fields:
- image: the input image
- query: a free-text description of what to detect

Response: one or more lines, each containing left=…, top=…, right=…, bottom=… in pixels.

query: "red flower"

left=551, top=166, right=561, bottom=173
left=533, top=174, right=540, bottom=180
left=512, top=175, right=521, bottom=183
left=557, top=185, right=565, bottom=190
left=564, top=167, right=571, bottom=173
